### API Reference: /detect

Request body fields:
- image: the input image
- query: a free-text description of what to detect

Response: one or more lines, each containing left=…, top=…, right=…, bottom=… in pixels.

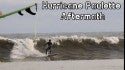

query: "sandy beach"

left=0, top=59, right=124, bottom=70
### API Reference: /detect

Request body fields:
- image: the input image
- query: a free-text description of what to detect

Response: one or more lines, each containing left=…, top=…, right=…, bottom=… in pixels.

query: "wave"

left=10, top=38, right=46, bottom=59
left=36, top=35, right=124, bottom=60
left=0, top=35, right=124, bottom=62
left=0, top=36, right=46, bottom=62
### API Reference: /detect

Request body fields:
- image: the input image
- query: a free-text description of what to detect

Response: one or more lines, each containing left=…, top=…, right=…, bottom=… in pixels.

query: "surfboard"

left=47, top=53, right=58, bottom=57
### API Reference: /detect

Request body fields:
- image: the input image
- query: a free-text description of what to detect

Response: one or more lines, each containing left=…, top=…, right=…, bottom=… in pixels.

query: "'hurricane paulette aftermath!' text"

left=41, top=1, right=121, bottom=20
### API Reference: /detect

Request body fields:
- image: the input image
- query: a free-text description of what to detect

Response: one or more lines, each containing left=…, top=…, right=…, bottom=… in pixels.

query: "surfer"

left=45, top=39, right=52, bottom=55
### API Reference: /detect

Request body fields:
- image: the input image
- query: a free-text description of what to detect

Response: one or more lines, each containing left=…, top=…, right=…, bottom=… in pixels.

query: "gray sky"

left=0, top=0, right=124, bottom=34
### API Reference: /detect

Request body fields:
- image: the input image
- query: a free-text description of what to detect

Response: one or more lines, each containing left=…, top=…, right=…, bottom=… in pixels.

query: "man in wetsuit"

left=45, top=39, right=52, bottom=55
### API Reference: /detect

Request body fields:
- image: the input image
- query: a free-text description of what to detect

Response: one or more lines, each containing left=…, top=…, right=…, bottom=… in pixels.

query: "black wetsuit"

left=46, top=41, right=52, bottom=54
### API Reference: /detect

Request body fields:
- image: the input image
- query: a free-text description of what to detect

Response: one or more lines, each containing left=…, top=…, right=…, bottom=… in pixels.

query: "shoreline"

left=0, top=59, right=124, bottom=70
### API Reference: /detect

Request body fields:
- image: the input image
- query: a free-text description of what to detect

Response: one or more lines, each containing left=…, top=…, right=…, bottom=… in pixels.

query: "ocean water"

left=0, top=32, right=124, bottom=62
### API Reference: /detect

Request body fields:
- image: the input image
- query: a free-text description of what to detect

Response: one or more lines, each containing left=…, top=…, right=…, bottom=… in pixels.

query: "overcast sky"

left=0, top=0, right=124, bottom=34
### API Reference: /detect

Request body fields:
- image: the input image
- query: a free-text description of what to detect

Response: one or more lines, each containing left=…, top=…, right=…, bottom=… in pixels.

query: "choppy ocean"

left=0, top=32, right=124, bottom=62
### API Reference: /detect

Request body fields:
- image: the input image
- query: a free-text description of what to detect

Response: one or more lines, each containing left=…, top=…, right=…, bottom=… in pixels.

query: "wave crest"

left=48, top=35, right=120, bottom=45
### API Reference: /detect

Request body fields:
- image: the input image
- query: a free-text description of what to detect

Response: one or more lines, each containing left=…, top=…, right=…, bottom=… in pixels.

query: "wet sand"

left=0, top=59, right=124, bottom=70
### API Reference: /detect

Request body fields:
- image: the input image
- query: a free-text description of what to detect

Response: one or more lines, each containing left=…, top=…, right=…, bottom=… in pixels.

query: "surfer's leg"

left=49, top=49, right=52, bottom=54
left=46, top=49, right=47, bottom=54
left=48, top=47, right=52, bottom=54
left=46, top=48, right=48, bottom=54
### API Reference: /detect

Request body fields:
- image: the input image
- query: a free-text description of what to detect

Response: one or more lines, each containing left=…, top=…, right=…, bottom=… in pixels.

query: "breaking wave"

left=0, top=36, right=46, bottom=62
left=10, top=38, right=46, bottom=59
left=0, top=35, right=124, bottom=62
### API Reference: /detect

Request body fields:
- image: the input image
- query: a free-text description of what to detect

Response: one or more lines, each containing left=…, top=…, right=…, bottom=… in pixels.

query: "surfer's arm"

left=44, top=42, right=48, bottom=46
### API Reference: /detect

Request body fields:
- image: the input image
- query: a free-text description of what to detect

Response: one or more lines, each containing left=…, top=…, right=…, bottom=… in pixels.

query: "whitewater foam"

left=102, top=37, right=119, bottom=44
left=0, top=36, right=46, bottom=59
left=10, top=38, right=46, bottom=59
left=47, top=35, right=120, bottom=45
left=0, top=36, right=8, bottom=40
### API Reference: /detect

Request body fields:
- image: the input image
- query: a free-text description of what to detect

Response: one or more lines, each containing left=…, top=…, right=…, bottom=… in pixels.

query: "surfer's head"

left=49, top=39, right=51, bottom=42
